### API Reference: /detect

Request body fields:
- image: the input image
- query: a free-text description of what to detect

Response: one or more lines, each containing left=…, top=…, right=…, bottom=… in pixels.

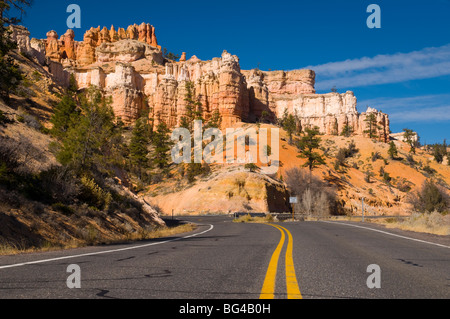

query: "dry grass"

left=233, top=214, right=274, bottom=223
left=131, top=223, right=197, bottom=241
left=328, top=213, right=450, bottom=236
left=0, top=239, right=80, bottom=256
left=377, top=212, right=450, bottom=236
left=0, top=223, right=197, bottom=256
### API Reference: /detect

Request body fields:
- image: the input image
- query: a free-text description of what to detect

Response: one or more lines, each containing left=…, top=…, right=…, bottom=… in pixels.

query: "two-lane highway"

left=0, top=216, right=448, bottom=299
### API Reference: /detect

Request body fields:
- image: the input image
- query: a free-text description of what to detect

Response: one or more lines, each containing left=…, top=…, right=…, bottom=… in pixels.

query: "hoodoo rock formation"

left=18, top=23, right=390, bottom=141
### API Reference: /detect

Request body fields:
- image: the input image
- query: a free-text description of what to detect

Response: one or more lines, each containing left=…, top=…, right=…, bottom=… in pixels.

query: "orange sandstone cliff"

left=15, top=23, right=390, bottom=141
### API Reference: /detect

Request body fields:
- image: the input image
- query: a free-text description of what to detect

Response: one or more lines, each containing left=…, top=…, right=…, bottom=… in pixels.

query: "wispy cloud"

left=303, top=44, right=450, bottom=91
left=359, top=94, right=450, bottom=123
left=389, top=105, right=450, bottom=122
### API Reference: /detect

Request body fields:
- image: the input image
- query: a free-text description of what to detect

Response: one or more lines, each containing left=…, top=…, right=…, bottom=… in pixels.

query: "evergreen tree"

left=162, top=48, right=180, bottom=62
left=129, top=116, right=151, bottom=179
left=244, top=163, right=260, bottom=173
left=186, top=162, right=202, bottom=183
left=296, top=126, right=325, bottom=182
left=414, top=179, right=449, bottom=213
left=205, top=109, right=222, bottom=129
left=403, top=128, right=416, bottom=154
left=364, top=113, right=380, bottom=139
left=0, top=0, right=32, bottom=100
left=432, top=140, right=447, bottom=164
left=332, top=120, right=339, bottom=136
left=180, top=81, right=203, bottom=133
left=152, top=121, right=172, bottom=171
left=280, top=110, right=296, bottom=145
left=341, top=124, right=353, bottom=138
left=259, top=110, right=269, bottom=124
left=50, top=94, right=78, bottom=139
left=56, top=87, right=123, bottom=175
left=388, top=141, right=399, bottom=160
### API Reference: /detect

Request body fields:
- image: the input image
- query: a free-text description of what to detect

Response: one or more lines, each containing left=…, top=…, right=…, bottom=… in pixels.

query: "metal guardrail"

left=232, top=212, right=299, bottom=221
left=232, top=212, right=268, bottom=219
left=231, top=212, right=405, bottom=221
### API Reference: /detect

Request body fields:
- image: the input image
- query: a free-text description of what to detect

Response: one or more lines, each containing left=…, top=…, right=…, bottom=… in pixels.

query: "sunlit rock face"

left=31, top=23, right=389, bottom=140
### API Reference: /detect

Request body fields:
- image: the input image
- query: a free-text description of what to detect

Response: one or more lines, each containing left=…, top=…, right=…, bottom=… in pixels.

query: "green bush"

left=383, top=172, right=392, bottom=184
left=245, top=163, right=260, bottom=173
left=396, top=178, right=413, bottom=193
left=422, top=165, right=436, bottom=175
left=79, top=176, right=112, bottom=211
left=0, top=110, right=8, bottom=125
left=408, top=180, right=449, bottom=213
left=51, top=203, right=75, bottom=216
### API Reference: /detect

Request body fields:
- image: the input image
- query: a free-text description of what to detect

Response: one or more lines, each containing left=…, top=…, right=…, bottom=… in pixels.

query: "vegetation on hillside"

left=0, top=0, right=449, bottom=255
left=0, top=0, right=32, bottom=100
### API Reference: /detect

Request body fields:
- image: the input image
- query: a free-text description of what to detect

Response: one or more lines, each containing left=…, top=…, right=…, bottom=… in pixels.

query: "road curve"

left=0, top=216, right=448, bottom=299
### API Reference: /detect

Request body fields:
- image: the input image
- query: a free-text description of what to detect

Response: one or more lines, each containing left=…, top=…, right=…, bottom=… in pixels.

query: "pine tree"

left=56, top=87, right=123, bottom=175
left=296, top=126, right=325, bottom=182
left=180, top=81, right=203, bottom=133
left=129, top=117, right=151, bottom=179
left=205, top=109, right=222, bottom=129
left=0, top=1, right=32, bottom=100
left=332, top=120, right=339, bottom=136
left=162, top=48, right=180, bottom=62
left=341, top=124, right=353, bottom=138
left=259, top=110, right=269, bottom=124
left=432, top=140, right=447, bottom=164
left=403, top=128, right=416, bottom=154
left=152, top=121, right=172, bottom=171
left=50, top=94, right=78, bottom=139
left=280, top=110, right=296, bottom=145
left=364, top=113, right=380, bottom=139
left=388, top=141, right=398, bottom=160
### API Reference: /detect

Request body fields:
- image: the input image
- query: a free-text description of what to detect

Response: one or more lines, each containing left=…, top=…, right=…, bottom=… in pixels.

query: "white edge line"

left=0, top=224, right=214, bottom=270
left=321, top=221, right=450, bottom=249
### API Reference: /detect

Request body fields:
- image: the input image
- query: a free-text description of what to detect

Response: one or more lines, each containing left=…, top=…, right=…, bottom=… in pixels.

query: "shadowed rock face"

left=146, top=171, right=291, bottom=215
left=27, top=23, right=390, bottom=141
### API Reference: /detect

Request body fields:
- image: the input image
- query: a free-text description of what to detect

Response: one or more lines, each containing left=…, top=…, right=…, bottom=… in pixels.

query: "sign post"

left=362, top=197, right=365, bottom=222
left=289, top=197, right=298, bottom=221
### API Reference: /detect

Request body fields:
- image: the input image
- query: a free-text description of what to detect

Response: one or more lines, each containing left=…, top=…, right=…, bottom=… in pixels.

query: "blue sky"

left=19, top=0, right=450, bottom=144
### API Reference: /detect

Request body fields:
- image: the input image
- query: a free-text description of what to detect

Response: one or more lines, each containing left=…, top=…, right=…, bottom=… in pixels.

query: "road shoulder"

left=321, top=220, right=450, bottom=248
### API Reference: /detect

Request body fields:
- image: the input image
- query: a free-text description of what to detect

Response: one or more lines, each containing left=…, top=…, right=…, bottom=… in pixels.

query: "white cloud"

left=358, top=94, right=450, bottom=123
left=359, top=94, right=450, bottom=110
left=389, top=105, right=450, bottom=122
left=303, top=44, right=450, bottom=90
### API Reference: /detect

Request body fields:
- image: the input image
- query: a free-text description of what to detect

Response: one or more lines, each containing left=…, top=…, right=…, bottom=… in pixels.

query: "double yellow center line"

left=260, top=224, right=302, bottom=299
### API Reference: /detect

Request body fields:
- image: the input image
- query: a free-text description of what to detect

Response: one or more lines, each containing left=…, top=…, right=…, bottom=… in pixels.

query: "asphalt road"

left=0, top=216, right=448, bottom=299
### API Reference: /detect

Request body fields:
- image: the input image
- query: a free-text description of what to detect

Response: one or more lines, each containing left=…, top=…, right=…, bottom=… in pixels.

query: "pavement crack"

left=397, top=259, right=423, bottom=267
left=144, top=270, right=172, bottom=278
left=116, top=256, right=136, bottom=262
left=96, top=289, right=119, bottom=299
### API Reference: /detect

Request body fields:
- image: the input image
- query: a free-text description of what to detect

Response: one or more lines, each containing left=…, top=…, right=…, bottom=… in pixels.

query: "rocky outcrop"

left=21, top=23, right=390, bottom=141
left=96, top=40, right=163, bottom=65
left=60, top=29, right=76, bottom=60
left=45, top=30, right=61, bottom=62
left=8, top=25, right=46, bottom=66
left=147, top=50, right=249, bottom=128
left=40, top=23, right=160, bottom=67
left=147, top=170, right=291, bottom=215
left=243, top=69, right=389, bottom=142
left=8, top=25, right=33, bottom=56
